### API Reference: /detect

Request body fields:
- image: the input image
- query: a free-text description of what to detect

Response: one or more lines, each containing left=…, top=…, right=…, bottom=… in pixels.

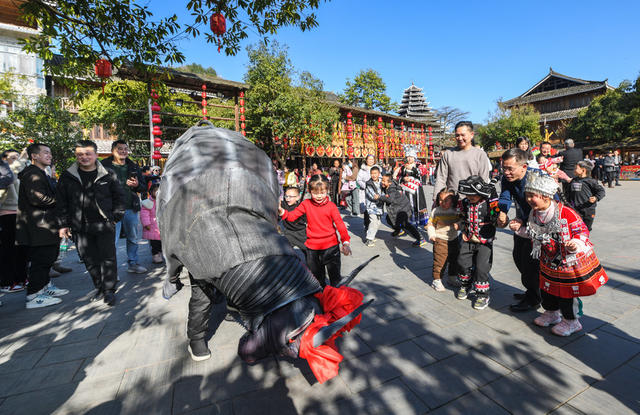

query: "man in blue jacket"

left=497, top=148, right=542, bottom=312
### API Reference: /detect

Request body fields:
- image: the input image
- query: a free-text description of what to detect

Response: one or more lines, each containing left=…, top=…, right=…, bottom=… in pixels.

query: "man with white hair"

left=558, top=139, right=583, bottom=179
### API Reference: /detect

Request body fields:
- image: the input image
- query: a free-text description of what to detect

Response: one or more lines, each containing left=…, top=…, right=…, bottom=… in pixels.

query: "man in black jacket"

left=57, top=140, right=125, bottom=306
left=16, top=143, right=69, bottom=309
left=558, top=139, right=583, bottom=179
left=101, top=140, right=147, bottom=274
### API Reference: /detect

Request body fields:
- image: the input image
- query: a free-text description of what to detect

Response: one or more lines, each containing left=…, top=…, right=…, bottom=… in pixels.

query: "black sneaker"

left=188, top=339, right=211, bottom=361
left=104, top=292, right=116, bottom=306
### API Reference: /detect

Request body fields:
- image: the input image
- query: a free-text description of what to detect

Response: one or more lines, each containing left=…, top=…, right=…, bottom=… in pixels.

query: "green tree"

left=567, top=76, right=640, bottom=145
left=339, top=69, right=397, bottom=113
left=19, top=0, right=329, bottom=93
left=244, top=42, right=339, bottom=165
left=0, top=96, right=83, bottom=171
left=476, top=104, right=542, bottom=149
left=79, top=80, right=234, bottom=159
left=177, top=63, right=217, bottom=77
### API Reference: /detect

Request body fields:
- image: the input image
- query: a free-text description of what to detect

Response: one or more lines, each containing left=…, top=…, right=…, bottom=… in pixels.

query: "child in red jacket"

left=279, top=174, right=352, bottom=287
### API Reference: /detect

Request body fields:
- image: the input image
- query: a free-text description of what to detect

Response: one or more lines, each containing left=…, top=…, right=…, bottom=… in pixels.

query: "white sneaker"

left=551, top=318, right=582, bottom=336
left=44, top=282, right=69, bottom=297
left=127, top=264, right=148, bottom=273
left=533, top=310, right=562, bottom=327
left=431, top=279, right=445, bottom=292
left=26, top=293, right=62, bottom=309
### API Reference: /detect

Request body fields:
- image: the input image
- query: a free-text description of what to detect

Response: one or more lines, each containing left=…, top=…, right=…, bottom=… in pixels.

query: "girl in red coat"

left=279, top=175, right=352, bottom=287
left=512, top=171, right=608, bottom=336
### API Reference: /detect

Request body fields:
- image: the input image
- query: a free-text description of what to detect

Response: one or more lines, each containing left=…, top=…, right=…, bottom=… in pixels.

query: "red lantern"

left=151, top=102, right=161, bottom=112
left=154, top=139, right=163, bottom=148
left=152, top=151, right=162, bottom=160
left=210, top=13, right=226, bottom=52
left=210, top=13, right=226, bottom=35
left=152, top=126, right=162, bottom=136
left=94, top=59, right=112, bottom=95
left=152, top=114, right=161, bottom=124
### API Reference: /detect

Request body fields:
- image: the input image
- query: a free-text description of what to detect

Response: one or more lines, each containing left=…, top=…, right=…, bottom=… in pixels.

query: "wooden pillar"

left=239, top=91, right=246, bottom=136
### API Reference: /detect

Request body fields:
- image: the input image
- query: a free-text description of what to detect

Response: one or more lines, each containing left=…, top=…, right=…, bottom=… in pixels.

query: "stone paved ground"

left=0, top=182, right=638, bottom=415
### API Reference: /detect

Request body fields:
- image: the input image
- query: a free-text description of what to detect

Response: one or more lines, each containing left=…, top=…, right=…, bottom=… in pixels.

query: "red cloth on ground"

left=281, top=198, right=350, bottom=250
left=298, top=286, right=364, bottom=383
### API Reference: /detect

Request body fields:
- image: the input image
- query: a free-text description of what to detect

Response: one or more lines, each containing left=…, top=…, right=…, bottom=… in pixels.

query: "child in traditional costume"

left=512, top=171, right=608, bottom=336
left=456, top=175, right=500, bottom=310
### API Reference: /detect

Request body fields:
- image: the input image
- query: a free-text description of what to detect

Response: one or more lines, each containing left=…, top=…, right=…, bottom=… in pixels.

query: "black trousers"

left=457, top=240, right=492, bottom=298
left=150, top=239, right=162, bottom=255
left=577, top=209, right=595, bottom=231
left=76, top=226, right=117, bottom=294
left=363, top=211, right=370, bottom=231
left=0, top=214, right=28, bottom=287
left=306, top=244, right=341, bottom=287
left=513, top=235, right=541, bottom=305
left=386, top=212, right=422, bottom=241
left=187, top=274, right=223, bottom=341
left=604, top=170, right=616, bottom=187
left=541, top=291, right=579, bottom=320
left=26, top=244, right=59, bottom=295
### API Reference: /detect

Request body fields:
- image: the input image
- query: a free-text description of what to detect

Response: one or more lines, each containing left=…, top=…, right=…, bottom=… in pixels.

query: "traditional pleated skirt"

left=539, top=248, right=608, bottom=298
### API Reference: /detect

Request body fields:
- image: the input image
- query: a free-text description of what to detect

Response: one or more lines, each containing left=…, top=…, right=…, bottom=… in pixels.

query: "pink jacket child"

left=141, top=193, right=163, bottom=264
left=141, top=197, right=161, bottom=240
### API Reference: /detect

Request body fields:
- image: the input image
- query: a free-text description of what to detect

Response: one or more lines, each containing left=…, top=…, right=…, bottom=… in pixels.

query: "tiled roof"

left=539, top=107, right=587, bottom=122
left=503, top=83, right=608, bottom=107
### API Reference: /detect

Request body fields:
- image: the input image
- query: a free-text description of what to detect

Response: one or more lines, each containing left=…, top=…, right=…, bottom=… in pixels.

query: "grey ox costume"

left=158, top=123, right=373, bottom=382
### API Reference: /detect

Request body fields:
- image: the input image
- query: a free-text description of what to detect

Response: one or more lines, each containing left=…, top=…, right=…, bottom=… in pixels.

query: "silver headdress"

left=403, top=144, right=421, bottom=159
left=524, top=170, right=558, bottom=198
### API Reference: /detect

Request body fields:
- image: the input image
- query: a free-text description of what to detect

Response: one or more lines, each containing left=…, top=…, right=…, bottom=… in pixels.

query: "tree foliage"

left=19, top=0, right=328, bottom=93
left=0, top=96, right=83, bottom=171
left=476, top=104, right=542, bottom=149
left=566, top=76, right=640, bottom=145
left=177, top=63, right=217, bottom=77
left=244, top=42, right=339, bottom=164
left=339, top=69, right=397, bottom=113
left=79, top=80, right=234, bottom=158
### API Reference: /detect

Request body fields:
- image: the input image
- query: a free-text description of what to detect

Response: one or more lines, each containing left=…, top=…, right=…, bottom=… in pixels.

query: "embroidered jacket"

left=459, top=194, right=500, bottom=244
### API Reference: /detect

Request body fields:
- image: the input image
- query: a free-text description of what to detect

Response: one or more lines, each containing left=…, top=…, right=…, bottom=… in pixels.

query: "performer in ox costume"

left=158, top=122, right=374, bottom=383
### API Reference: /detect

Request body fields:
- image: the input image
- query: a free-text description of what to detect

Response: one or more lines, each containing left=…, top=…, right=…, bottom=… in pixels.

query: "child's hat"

left=524, top=170, right=557, bottom=198
left=458, top=175, right=494, bottom=198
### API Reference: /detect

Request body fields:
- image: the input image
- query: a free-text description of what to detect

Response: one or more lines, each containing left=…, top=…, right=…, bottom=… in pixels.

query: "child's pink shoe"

left=533, top=310, right=562, bottom=327
left=551, top=318, right=582, bottom=336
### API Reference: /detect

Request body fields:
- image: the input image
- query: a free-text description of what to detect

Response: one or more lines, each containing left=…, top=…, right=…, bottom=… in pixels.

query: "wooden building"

left=502, top=68, right=613, bottom=142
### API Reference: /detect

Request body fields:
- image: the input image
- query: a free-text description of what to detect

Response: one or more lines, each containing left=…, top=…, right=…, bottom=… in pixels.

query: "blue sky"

left=154, top=0, right=640, bottom=124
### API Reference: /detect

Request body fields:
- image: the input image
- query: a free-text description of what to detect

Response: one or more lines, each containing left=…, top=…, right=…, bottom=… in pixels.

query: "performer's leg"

left=187, top=275, right=215, bottom=342
left=540, top=291, right=560, bottom=311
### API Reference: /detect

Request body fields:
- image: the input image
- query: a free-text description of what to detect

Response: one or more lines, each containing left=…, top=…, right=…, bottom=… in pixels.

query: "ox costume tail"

left=156, top=122, right=376, bottom=383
